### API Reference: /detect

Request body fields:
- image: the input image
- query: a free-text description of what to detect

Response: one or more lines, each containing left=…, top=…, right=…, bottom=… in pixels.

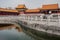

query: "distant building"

left=0, top=4, right=60, bottom=15
left=40, top=4, right=60, bottom=14
left=0, top=8, right=18, bottom=15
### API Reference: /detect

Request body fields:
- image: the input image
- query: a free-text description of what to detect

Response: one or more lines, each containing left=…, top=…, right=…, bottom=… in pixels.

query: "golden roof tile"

left=42, top=4, right=59, bottom=10
left=0, top=8, right=18, bottom=12
left=25, top=9, right=40, bottom=13
left=16, top=4, right=26, bottom=9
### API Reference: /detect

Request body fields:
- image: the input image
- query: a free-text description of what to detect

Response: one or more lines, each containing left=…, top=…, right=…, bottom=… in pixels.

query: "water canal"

left=0, top=24, right=60, bottom=40
left=0, top=28, right=36, bottom=40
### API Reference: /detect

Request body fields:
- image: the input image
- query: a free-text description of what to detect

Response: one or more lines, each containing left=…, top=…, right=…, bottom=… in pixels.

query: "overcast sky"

left=0, top=0, right=60, bottom=9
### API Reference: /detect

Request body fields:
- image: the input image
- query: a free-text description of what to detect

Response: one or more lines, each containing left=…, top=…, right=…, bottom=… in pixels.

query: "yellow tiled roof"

left=25, top=9, right=40, bottom=13
left=42, top=4, right=59, bottom=10
left=16, top=4, right=26, bottom=9
left=0, top=8, right=18, bottom=12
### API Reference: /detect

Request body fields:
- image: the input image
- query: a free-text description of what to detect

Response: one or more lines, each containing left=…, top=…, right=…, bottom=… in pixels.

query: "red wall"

left=0, top=11, right=19, bottom=15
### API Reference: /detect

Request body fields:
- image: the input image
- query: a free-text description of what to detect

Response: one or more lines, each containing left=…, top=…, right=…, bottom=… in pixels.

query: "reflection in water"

left=0, top=29, right=35, bottom=40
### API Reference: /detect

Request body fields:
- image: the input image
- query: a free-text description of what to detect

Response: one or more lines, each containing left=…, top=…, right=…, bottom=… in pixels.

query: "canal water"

left=0, top=28, right=36, bottom=40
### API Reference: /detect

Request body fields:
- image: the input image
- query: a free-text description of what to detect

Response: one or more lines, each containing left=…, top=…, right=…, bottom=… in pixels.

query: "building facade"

left=0, top=4, right=60, bottom=15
